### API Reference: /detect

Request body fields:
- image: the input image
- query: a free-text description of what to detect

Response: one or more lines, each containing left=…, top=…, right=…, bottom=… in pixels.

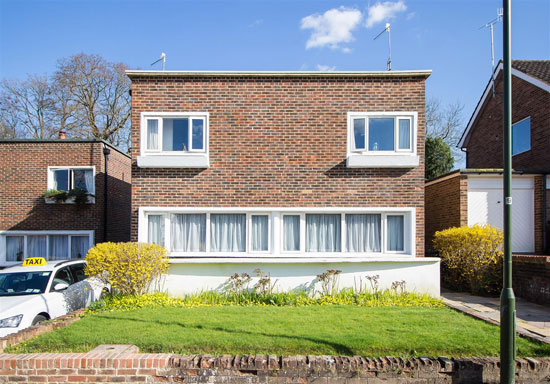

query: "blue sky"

left=1, top=0, right=549, bottom=145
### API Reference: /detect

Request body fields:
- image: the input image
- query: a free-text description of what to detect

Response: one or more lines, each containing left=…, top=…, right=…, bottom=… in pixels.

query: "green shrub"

left=85, top=242, right=169, bottom=295
left=433, top=225, right=503, bottom=295
left=87, top=290, right=444, bottom=314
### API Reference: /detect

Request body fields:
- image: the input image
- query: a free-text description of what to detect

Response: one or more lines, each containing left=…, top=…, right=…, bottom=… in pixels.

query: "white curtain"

left=70, top=236, right=90, bottom=259
left=399, top=119, right=410, bottom=150
left=306, top=214, right=341, bottom=252
left=346, top=214, right=381, bottom=252
left=28, top=235, right=47, bottom=259
left=283, top=215, right=300, bottom=251
left=172, top=214, right=206, bottom=252
left=210, top=214, right=246, bottom=252
left=147, top=119, right=159, bottom=150
left=251, top=215, right=268, bottom=251
left=49, top=235, right=68, bottom=260
left=148, top=215, right=165, bottom=247
left=387, top=215, right=404, bottom=251
left=6, top=236, right=24, bottom=261
left=83, top=170, right=93, bottom=193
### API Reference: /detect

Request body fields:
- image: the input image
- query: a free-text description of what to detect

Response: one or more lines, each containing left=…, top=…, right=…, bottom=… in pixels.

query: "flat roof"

left=0, top=139, right=130, bottom=158
left=126, top=69, right=432, bottom=78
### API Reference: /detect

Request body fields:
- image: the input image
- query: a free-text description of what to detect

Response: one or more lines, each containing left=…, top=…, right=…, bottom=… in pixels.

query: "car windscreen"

left=0, top=271, right=52, bottom=296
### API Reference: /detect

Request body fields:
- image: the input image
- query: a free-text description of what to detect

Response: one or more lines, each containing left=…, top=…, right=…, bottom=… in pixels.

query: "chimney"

left=58, top=131, right=66, bottom=140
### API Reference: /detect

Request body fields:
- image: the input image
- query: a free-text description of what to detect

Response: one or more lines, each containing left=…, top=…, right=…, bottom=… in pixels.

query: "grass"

left=9, top=305, right=550, bottom=357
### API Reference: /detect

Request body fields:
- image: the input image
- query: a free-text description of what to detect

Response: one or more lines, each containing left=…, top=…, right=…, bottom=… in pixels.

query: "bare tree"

left=54, top=54, right=131, bottom=145
left=0, top=75, right=57, bottom=139
left=426, top=97, right=465, bottom=163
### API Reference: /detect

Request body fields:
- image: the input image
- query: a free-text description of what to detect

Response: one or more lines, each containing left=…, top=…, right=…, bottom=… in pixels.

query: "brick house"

left=426, top=60, right=549, bottom=255
left=127, top=69, right=440, bottom=296
left=0, top=139, right=132, bottom=266
left=425, top=60, right=550, bottom=303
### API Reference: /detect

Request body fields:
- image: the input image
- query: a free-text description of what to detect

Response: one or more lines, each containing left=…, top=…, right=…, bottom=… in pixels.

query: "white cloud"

left=301, top=7, right=362, bottom=51
left=406, top=12, right=415, bottom=20
left=365, top=1, right=407, bottom=28
left=248, top=19, right=263, bottom=28
left=316, top=64, right=336, bottom=71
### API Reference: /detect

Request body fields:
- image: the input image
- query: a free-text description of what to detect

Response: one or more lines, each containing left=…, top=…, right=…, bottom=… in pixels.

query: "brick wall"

left=425, top=172, right=468, bottom=254
left=1, top=350, right=550, bottom=383
left=105, top=147, right=132, bottom=242
left=513, top=255, right=550, bottom=305
left=466, top=73, right=550, bottom=171
left=129, top=74, right=428, bottom=257
left=0, top=141, right=131, bottom=246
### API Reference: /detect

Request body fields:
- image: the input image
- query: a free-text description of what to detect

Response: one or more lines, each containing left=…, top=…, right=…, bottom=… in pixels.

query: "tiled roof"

left=512, top=60, right=550, bottom=84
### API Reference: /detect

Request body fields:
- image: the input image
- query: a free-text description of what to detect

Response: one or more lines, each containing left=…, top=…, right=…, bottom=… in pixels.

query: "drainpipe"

left=544, top=173, right=548, bottom=253
left=103, top=144, right=111, bottom=242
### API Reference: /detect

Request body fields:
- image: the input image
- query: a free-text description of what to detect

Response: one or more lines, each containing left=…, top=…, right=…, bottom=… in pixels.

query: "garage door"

left=467, top=176, right=534, bottom=253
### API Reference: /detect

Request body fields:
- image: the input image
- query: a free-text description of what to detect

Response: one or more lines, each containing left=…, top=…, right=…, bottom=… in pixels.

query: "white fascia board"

left=126, top=70, right=433, bottom=78
left=346, top=154, right=419, bottom=168
left=459, top=63, right=550, bottom=149
left=137, top=155, right=209, bottom=168
left=167, top=257, right=441, bottom=264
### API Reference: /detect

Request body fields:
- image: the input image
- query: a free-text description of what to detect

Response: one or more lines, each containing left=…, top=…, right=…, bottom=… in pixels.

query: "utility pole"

left=500, top=0, right=516, bottom=382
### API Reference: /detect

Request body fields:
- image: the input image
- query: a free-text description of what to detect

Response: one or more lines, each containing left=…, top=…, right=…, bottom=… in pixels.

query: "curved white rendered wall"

left=161, top=258, right=441, bottom=297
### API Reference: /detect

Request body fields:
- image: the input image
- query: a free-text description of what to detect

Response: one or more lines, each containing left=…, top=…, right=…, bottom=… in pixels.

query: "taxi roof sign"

left=22, top=257, right=47, bottom=267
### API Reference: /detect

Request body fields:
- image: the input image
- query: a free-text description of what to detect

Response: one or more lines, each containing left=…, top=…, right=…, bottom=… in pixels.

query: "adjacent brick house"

left=127, top=69, right=440, bottom=295
left=0, top=139, right=132, bottom=266
left=426, top=60, right=549, bottom=303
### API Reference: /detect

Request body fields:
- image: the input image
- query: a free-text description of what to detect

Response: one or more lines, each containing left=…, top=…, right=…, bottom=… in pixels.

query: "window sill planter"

left=137, top=154, right=209, bottom=168
left=44, top=196, right=95, bottom=204
left=346, top=154, right=420, bottom=168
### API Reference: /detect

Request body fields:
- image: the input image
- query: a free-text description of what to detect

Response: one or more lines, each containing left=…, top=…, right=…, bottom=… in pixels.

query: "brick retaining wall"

left=1, top=347, right=550, bottom=383
left=513, top=255, right=550, bottom=305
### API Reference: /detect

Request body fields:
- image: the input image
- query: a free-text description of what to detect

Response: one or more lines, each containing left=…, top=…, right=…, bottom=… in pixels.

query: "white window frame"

left=348, top=112, right=416, bottom=155
left=139, top=207, right=414, bottom=259
left=346, top=112, right=419, bottom=168
left=47, top=166, right=95, bottom=193
left=280, top=213, right=305, bottom=254
left=140, top=112, right=209, bottom=156
left=248, top=213, right=272, bottom=254
left=0, top=230, right=94, bottom=266
left=384, top=214, right=407, bottom=254
left=512, top=116, right=531, bottom=156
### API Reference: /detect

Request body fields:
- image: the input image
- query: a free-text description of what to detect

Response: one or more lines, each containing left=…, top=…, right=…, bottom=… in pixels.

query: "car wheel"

left=32, top=315, right=48, bottom=326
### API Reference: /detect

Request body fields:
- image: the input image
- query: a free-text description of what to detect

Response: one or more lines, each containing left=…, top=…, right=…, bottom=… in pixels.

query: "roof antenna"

left=374, top=23, right=391, bottom=71
left=480, top=9, right=503, bottom=96
left=151, top=52, right=166, bottom=71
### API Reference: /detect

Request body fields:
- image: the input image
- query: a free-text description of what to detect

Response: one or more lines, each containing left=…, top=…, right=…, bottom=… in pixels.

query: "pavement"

left=441, top=289, right=550, bottom=344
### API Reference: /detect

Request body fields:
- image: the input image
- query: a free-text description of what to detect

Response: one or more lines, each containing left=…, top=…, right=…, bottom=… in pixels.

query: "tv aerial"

left=151, top=52, right=166, bottom=71
left=480, top=9, right=503, bottom=96
left=374, top=23, right=392, bottom=71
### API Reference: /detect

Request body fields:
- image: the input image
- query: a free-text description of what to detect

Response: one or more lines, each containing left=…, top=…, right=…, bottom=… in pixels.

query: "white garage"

left=467, top=175, right=535, bottom=253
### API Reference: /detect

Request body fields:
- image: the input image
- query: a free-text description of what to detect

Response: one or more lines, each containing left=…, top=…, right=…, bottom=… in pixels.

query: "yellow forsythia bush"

left=85, top=242, right=169, bottom=295
left=433, top=225, right=503, bottom=295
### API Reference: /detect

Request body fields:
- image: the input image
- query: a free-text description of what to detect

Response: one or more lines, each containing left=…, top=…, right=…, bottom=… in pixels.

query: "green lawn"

left=11, top=306, right=550, bottom=357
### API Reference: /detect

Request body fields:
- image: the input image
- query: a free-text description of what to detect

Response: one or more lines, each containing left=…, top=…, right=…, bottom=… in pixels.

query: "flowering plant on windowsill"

left=43, top=188, right=95, bottom=205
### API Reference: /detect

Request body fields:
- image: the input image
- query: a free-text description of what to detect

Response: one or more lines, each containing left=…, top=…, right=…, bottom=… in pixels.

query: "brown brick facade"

left=0, top=141, right=131, bottom=248
left=128, top=74, right=428, bottom=257
left=465, top=73, right=550, bottom=171
left=425, top=172, right=468, bottom=254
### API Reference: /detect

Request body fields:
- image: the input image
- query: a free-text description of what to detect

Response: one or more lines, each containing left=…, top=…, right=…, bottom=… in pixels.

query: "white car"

left=0, top=259, right=106, bottom=338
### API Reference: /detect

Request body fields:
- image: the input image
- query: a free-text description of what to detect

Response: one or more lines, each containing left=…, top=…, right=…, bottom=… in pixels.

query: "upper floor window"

left=351, top=114, right=413, bottom=153
left=48, top=167, right=94, bottom=194
left=346, top=112, right=419, bottom=168
left=512, top=117, right=530, bottom=156
left=142, top=113, right=207, bottom=154
left=138, top=112, right=209, bottom=168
